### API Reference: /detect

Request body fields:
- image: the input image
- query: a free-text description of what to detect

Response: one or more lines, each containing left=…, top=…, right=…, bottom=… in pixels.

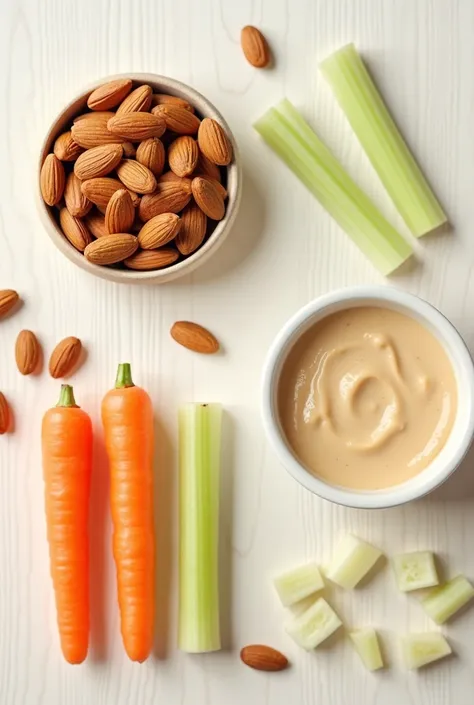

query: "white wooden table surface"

left=1, top=0, right=474, bottom=703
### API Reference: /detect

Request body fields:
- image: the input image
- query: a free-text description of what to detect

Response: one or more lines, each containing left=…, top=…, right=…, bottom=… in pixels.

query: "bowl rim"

left=261, top=285, right=474, bottom=509
left=37, top=72, right=242, bottom=284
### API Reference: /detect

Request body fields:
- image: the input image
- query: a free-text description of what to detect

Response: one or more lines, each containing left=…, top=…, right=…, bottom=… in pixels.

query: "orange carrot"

left=101, top=363, right=155, bottom=662
left=41, top=385, right=92, bottom=664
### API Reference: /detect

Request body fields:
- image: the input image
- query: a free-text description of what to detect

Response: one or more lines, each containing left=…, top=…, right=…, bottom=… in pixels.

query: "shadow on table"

left=429, top=443, right=474, bottom=501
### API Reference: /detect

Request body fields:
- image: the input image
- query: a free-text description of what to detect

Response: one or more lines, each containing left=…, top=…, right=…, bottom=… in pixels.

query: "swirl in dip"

left=278, top=306, right=457, bottom=490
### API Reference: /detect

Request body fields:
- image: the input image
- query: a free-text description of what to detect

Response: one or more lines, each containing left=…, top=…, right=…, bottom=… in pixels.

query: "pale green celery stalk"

left=254, top=99, right=412, bottom=275
left=178, top=403, right=222, bottom=653
left=320, top=44, right=447, bottom=237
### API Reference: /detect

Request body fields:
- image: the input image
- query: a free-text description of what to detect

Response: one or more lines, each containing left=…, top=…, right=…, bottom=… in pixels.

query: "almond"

left=84, top=233, right=138, bottom=265
left=152, top=105, right=201, bottom=135
left=59, top=208, right=92, bottom=252
left=85, top=210, right=108, bottom=238
left=158, top=171, right=192, bottom=191
left=194, top=151, right=222, bottom=182
left=108, top=113, right=166, bottom=141
left=152, top=93, right=195, bottom=113
left=201, top=176, right=227, bottom=200
left=138, top=213, right=181, bottom=249
left=49, top=336, right=83, bottom=379
left=240, top=26, right=271, bottom=68
left=0, top=289, right=19, bottom=319
left=170, top=321, right=219, bottom=354
left=87, top=79, right=133, bottom=110
left=168, top=136, right=199, bottom=177
left=192, top=176, right=225, bottom=220
left=105, top=189, right=135, bottom=234
left=15, top=330, right=41, bottom=375
left=0, top=392, right=11, bottom=434
left=176, top=202, right=207, bottom=255
left=124, top=248, right=179, bottom=270
left=116, top=84, right=152, bottom=115
left=53, top=130, right=83, bottom=161
left=136, top=137, right=165, bottom=176
left=74, top=143, right=124, bottom=180
left=122, top=142, right=136, bottom=158
left=73, top=111, right=115, bottom=123
left=72, top=113, right=126, bottom=149
left=198, top=118, right=233, bottom=166
left=64, top=172, right=92, bottom=217
left=116, top=159, right=157, bottom=194
left=240, top=645, right=288, bottom=672
left=138, top=180, right=192, bottom=221
left=81, top=178, right=139, bottom=207
left=40, top=154, right=66, bottom=206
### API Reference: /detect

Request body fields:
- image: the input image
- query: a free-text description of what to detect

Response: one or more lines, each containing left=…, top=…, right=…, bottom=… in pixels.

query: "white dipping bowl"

left=262, top=286, right=474, bottom=509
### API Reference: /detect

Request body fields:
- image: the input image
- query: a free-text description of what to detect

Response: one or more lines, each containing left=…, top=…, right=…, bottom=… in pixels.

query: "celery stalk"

left=254, top=99, right=412, bottom=275
left=320, top=44, right=447, bottom=237
left=422, top=575, right=474, bottom=625
left=178, top=403, right=222, bottom=653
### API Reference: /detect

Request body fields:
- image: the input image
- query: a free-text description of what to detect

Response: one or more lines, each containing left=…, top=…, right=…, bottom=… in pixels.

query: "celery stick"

left=254, top=99, right=412, bottom=275
left=402, top=633, right=451, bottom=669
left=422, top=575, right=474, bottom=625
left=178, top=403, right=222, bottom=653
left=392, top=551, right=439, bottom=592
left=273, top=562, right=324, bottom=607
left=320, top=44, right=447, bottom=237
left=325, top=534, right=383, bottom=589
left=286, top=597, right=342, bottom=650
left=349, top=628, right=384, bottom=671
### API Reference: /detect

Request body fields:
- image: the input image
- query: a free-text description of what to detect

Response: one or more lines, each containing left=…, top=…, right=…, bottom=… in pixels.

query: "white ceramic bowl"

left=37, top=73, right=242, bottom=284
left=262, top=286, right=474, bottom=509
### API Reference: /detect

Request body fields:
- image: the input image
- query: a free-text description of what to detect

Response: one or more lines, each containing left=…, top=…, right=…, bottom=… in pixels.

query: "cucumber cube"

left=392, top=551, right=439, bottom=592
left=422, top=575, right=474, bottom=624
left=286, top=597, right=342, bottom=650
left=326, top=534, right=383, bottom=589
left=273, top=562, right=324, bottom=607
left=349, top=628, right=384, bottom=671
left=402, top=633, right=451, bottom=669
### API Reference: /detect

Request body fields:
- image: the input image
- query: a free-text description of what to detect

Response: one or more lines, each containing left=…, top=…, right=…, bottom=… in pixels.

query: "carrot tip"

left=56, top=384, right=78, bottom=408
left=115, top=362, right=135, bottom=389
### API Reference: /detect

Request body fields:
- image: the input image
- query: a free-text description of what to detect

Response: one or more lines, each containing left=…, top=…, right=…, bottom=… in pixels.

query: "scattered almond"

left=170, top=321, right=219, bottom=354
left=108, top=113, right=166, bottom=140
left=64, top=172, right=92, bottom=217
left=152, top=93, right=195, bottom=112
left=139, top=180, right=192, bottom=221
left=15, top=330, right=41, bottom=375
left=136, top=137, right=166, bottom=176
left=240, top=26, right=271, bottom=68
left=84, top=233, right=138, bottom=265
left=87, top=79, right=133, bottom=111
left=194, top=151, right=222, bottom=182
left=40, top=154, right=66, bottom=206
left=240, top=645, right=288, bottom=672
left=176, top=202, right=207, bottom=255
left=85, top=210, right=108, bottom=238
left=168, top=136, right=199, bottom=177
left=49, top=336, right=83, bottom=379
left=59, top=208, right=92, bottom=252
left=72, top=113, right=126, bottom=148
left=105, top=189, right=135, bottom=234
left=152, top=105, right=201, bottom=135
left=81, top=177, right=139, bottom=207
left=116, top=159, right=157, bottom=194
left=0, top=290, right=19, bottom=319
left=198, top=118, right=233, bottom=166
left=74, top=143, right=124, bottom=180
left=117, top=84, right=152, bottom=115
left=192, top=176, right=225, bottom=220
left=0, top=392, right=11, bottom=434
left=124, top=248, right=179, bottom=270
left=138, top=213, right=181, bottom=249
left=53, top=131, right=83, bottom=161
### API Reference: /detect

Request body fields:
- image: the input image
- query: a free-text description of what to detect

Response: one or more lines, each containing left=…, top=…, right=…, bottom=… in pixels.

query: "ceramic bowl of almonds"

left=38, top=74, right=242, bottom=284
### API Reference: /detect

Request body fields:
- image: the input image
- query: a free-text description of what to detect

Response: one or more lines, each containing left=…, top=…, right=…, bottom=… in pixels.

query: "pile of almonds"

left=40, top=79, right=233, bottom=271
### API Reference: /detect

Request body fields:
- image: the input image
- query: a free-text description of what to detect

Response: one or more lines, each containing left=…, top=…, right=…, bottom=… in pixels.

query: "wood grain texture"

left=1, top=0, right=474, bottom=702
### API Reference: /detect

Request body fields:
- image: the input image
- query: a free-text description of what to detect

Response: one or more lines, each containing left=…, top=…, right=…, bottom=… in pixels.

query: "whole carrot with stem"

left=101, top=363, right=155, bottom=662
left=41, top=385, right=92, bottom=664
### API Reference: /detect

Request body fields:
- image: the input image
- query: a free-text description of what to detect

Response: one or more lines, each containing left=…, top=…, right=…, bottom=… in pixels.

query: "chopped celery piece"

left=286, top=597, right=342, bottom=650
left=402, top=633, right=452, bottom=669
left=422, top=575, right=474, bottom=625
left=254, top=99, right=412, bottom=275
left=320, top=44, right=447, bottom=237
left=349, top=628, right=384, bottom=671
left=325, top=534, right=383, bottom=589
left=392, top=551, right=439, bottom=592
left=273, top=562, right=324, bottom=607
left=178, top=403, right=222, bottom=653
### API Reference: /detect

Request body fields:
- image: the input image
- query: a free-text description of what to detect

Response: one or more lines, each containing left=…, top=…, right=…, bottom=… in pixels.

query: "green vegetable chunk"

left=402, top=632, right=452, bottom=669
left=349, top=628, right=384, bottom=671
left=422, top=574, right=474, bottom=624
left=273, top=562, right=324, bottom=607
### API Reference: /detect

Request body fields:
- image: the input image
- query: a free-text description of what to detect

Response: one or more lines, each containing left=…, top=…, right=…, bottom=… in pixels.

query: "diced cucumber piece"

left=402, top=633, right=452, bottom=669
left=392, top=551, right=439, bottom=592
left=325, top=534, right=383, bottom=589
left=285, top=597, right=342, bottom=650
left=422, top=574, right=474, bottom=624
left=273, top=562, right=324, bottom=607
left=349, top=628, right=384, bottom=671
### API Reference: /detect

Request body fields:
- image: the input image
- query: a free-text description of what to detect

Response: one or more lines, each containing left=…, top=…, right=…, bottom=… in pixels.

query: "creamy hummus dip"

left=278, top=306, right=457, bottom=490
